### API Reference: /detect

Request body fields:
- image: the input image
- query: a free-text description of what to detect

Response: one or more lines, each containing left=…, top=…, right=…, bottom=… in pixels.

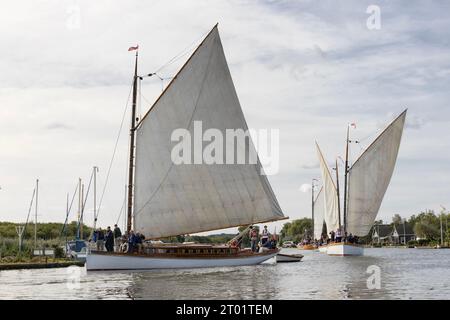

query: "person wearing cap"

left=261, top=225, right=270, bottom=247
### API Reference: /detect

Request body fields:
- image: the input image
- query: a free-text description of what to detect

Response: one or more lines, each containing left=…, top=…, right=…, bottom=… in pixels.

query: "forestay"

left=133, top=26, right=285, bottom=239
left=316, top=143, right=340, bottom=233
left=346, top=111, right=407, bottom=236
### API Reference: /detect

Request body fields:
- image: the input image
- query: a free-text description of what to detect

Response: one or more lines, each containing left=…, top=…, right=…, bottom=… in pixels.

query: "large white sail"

left=313, top=187, right=324, bottom=240
left=133, top=26, right=285, bottom=239
left=316, top=143, right=340, bottom=233
left=346, top=110, right=407, bottom=236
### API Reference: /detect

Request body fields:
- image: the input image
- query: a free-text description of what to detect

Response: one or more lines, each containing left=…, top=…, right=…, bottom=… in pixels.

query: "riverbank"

left=0, top=260, right=84, bottom=271
left=370, top=245, right=450, bottom=249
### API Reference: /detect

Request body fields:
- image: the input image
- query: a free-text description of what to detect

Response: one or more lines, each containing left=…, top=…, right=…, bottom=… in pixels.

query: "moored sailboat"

left=312, top=187, right=328, bottom=253
left=86, top=25, right=287, bottom=270
left=315, top=142, right=342, bottom=254
left=298, top=179, right=321, bottom=251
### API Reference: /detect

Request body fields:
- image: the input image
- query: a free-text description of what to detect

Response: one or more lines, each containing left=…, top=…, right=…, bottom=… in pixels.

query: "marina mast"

left=34, top=179, right=39, bottom=249
left=311, top=178, right=317, bottom=239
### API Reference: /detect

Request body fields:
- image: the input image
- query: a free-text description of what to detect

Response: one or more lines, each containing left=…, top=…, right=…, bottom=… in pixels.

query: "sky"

left=1, top=0, right=449, bottom=235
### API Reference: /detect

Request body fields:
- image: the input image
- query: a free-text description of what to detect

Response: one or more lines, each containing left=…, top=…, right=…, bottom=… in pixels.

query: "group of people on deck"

left=327, top=228, right=358, bottom=244
left=300, top=227, right=359, bottom=247
left=90, top=226, right=116, bottom=252
left=90, top=223, right=279, bottom=254
left=248, top=225, right=277, bottom=253
left=90, top=225, right=146, bottom=253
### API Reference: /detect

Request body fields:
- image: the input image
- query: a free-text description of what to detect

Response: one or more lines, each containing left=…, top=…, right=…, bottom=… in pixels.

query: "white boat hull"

left=86, top=251, right=277, bottom=271
left=326, top=243, right=363, bottom=256
left=318, top=245, right=328, bottom=253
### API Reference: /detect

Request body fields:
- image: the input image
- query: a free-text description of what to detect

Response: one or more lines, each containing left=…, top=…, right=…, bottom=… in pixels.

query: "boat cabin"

left=142, top=244, right=241, bottom=257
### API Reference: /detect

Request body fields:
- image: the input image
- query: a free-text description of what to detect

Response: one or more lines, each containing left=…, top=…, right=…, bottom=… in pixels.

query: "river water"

left=0, top=248, right=449, bottom=300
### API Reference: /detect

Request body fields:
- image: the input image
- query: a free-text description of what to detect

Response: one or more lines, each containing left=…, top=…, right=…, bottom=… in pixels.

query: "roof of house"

left=372, top=224, right=392, bottom=238
left=392, top=223, right=415, bottom=235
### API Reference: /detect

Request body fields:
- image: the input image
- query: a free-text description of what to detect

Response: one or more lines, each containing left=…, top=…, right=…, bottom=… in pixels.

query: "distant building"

left=372, top=223, right=416, bottom=245
left=372, top=224, right=392, bottom=244
left=391, top=223, right=416, bottom=244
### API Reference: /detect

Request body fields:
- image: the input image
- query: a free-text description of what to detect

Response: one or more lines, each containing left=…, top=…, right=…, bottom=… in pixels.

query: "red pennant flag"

left=350, top=123, right=356, bottom=129
left=128, top=45, right=139, bottom=52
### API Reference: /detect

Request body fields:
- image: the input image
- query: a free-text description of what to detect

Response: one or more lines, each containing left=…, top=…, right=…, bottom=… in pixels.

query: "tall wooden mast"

left=343, top=126, right=350, bottom=233
left=335, top=159, right=342, bottom=229
left=127, top=51, right=138, bottom=234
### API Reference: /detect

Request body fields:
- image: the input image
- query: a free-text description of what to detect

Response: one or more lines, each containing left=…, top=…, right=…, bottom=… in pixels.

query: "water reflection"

left=1, top=248, right=449, bottom=299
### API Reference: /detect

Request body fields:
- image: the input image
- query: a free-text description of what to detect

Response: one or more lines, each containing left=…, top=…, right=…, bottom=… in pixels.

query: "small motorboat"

left=297, top=243, right=316, bottom=250
left=65, top=240, right=88, bottom=262
left=276, top=253, right=303, bottom=263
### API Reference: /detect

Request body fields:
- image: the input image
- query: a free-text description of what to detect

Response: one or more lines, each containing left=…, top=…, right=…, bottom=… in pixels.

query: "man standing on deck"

left=249, top=226, right=259, bottom=253
left=329, top=230, right=335, bottom=243
left=335, top=228, right=342, bottom=243
left=113, top=224, right=122, bottom=252
left=96, top=228, right=105, bottom=251
left=261, top=226, right=270, bottom=247
left=105, top=226, right=114, bottom=252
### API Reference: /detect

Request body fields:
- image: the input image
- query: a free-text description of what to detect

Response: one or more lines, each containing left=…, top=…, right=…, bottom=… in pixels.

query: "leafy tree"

left=409, top=210, right=440, bottom=241
left=0, top=221, right=92, bottom=241
left=392, top=214, right=403, bottom=225
left=280, top=218, right=312, bottom=243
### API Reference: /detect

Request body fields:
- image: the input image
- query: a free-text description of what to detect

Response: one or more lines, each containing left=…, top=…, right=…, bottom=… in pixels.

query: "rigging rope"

left=22, top=188, right=36, bottom=237
left=60, top=182, right=80, bottom=238
left=115, top=185, right=127, bottom=226
left=94, top=78, right=134, bottom=227
left=77, top=169, right=94, bottom=238
left=155, top=29, right=210, bottom=74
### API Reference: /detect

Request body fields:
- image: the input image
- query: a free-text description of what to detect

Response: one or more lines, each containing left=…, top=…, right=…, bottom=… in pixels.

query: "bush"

left=418, top=239, right=430, bottom=246
left=53, top=245, right=64, bottom=258
left=407, top=240, right=418, bottom=247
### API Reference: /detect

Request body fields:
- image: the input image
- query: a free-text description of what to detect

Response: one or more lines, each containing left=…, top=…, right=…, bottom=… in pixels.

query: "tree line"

left=1, top=209, right=448, bottom=246
left=0, top=221, right=92, bottom=240
left=280, top=210, right=449, bottom=245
